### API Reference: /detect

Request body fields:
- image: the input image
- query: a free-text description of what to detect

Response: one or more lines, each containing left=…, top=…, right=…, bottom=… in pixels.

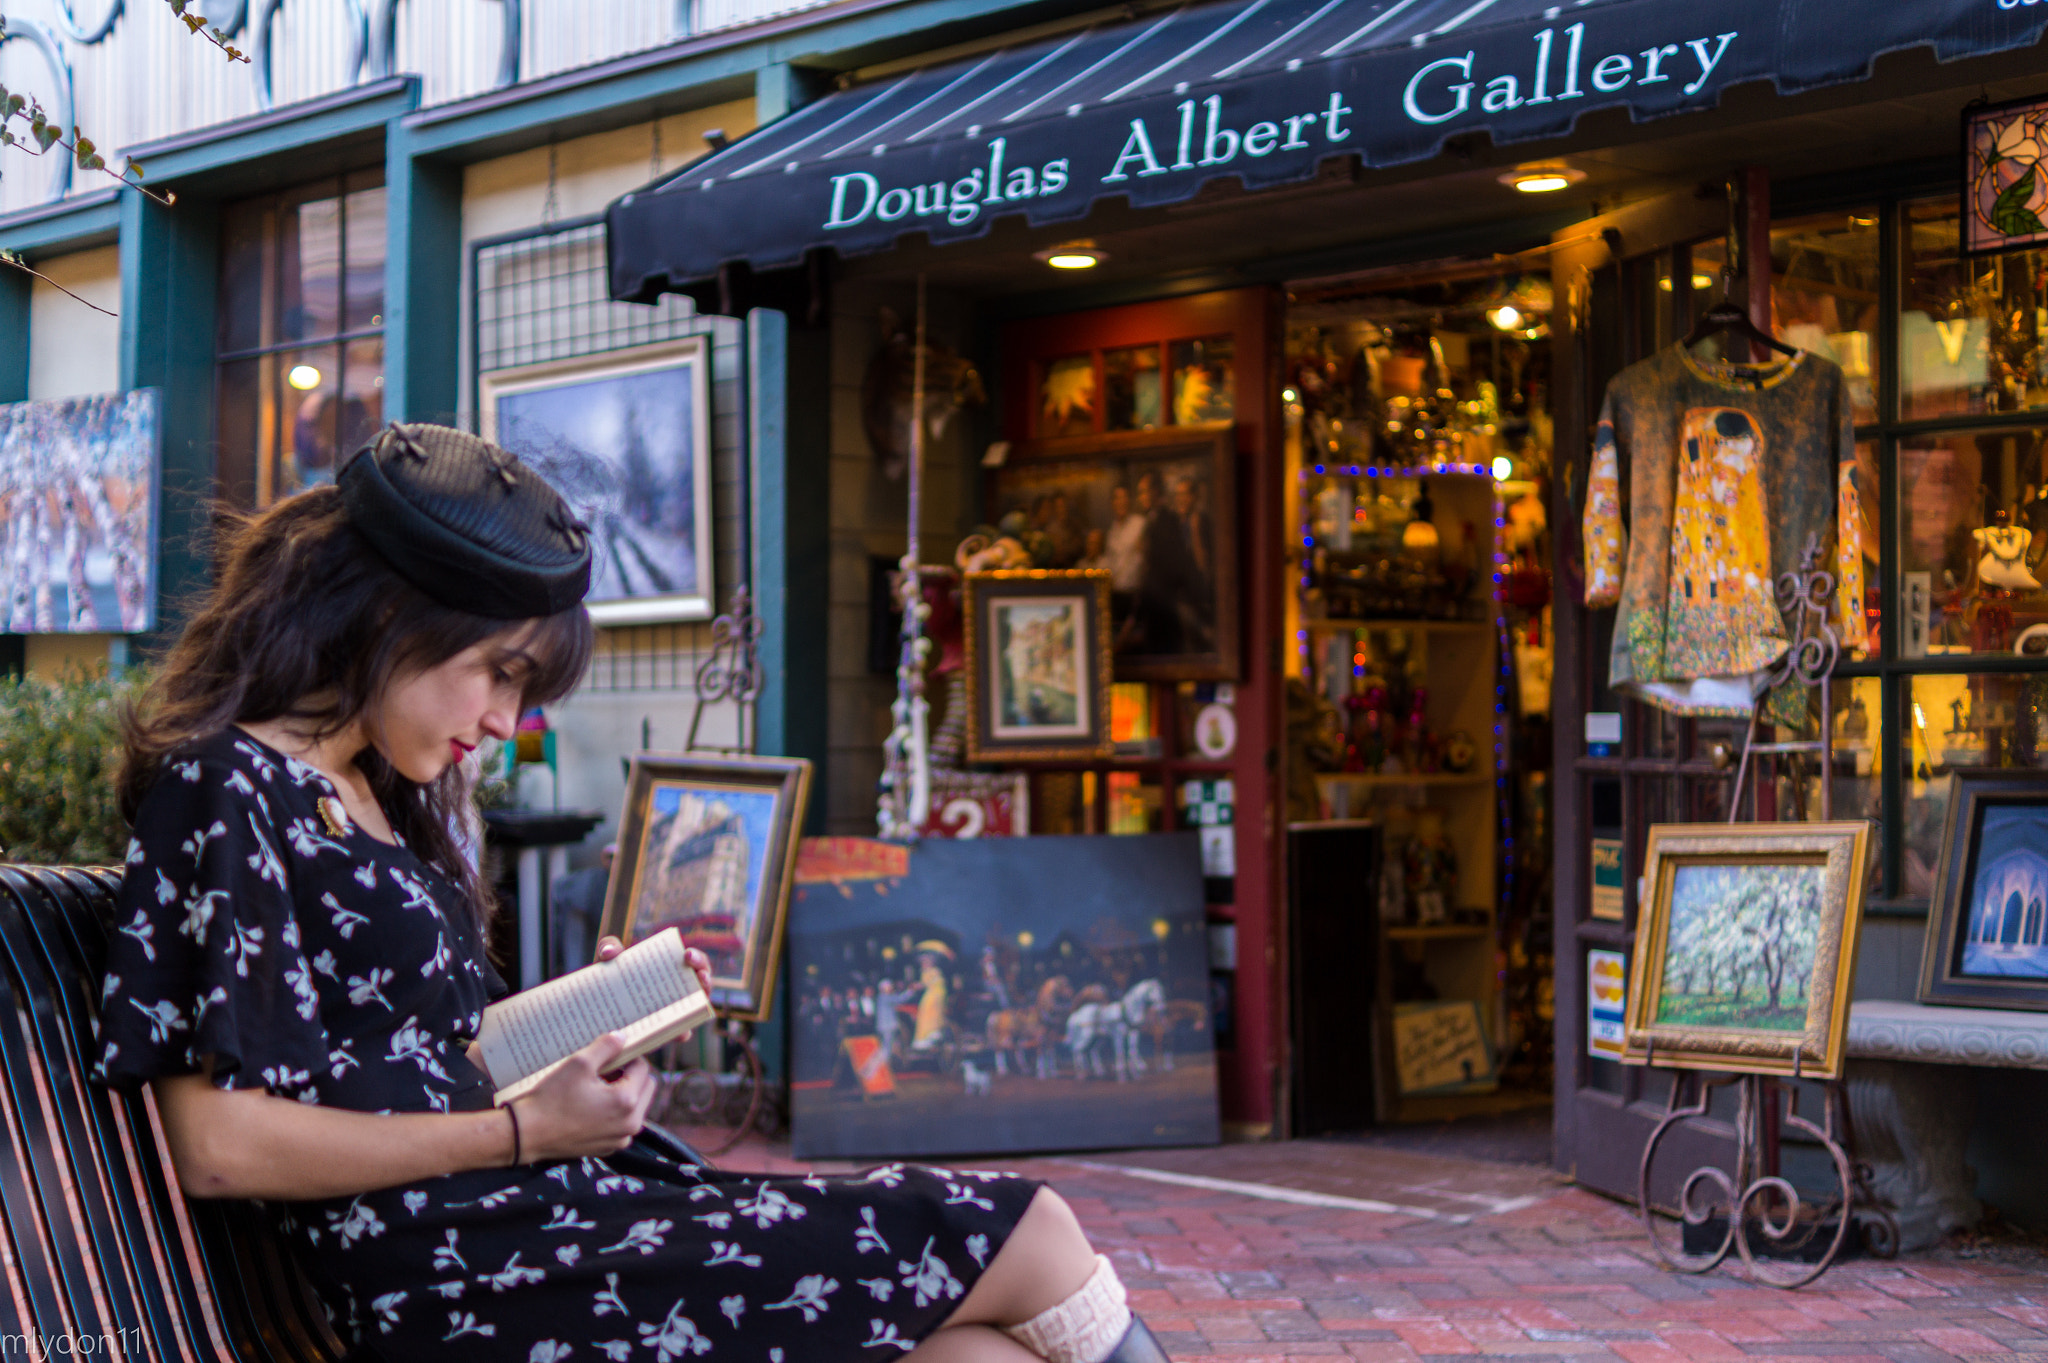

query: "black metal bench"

left=0, top=863, right=704, bottom=1362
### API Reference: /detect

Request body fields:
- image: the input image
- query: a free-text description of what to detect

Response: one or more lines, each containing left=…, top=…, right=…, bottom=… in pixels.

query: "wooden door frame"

left=999, top=285, right=1289, bottom=1132
left=1549, top=172, right=1772, bottom=1195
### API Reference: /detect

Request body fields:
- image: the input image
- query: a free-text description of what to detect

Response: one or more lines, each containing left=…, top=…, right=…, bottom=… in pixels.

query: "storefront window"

left=1902, top=199, right=2048, bottom=420
left=1690, top=211, right=1880, bottom=423
left=215, top=172, right=386, bottom=506
left=1898, top=427, right=2048, bottom=655
left=1903, top=671, right=2048, bottom=894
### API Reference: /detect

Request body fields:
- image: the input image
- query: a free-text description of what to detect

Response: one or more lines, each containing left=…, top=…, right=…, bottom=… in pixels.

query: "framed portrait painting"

left=1919, top=771, right=2048, bottom=1010
left=599, top=753, right=812, bottom=1021
left=480, top=337, right=716, bottom=624
left=964, top=570, right=1114, bottom=763
left=988, top=424, right=1238, bottom=681
left=1623, top=822, right=1872, bottom=1079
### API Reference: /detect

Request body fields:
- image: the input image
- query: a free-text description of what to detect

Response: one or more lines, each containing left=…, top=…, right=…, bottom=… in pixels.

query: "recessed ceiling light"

left=1500, top=160, right=1586, bottom=193
left=1035, top=240, right=1106, bottom=269
left=287, top=364, right=323, bottom=390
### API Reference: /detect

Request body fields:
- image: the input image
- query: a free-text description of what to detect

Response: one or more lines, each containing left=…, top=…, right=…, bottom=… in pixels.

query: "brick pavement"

left=699, top=1131, right=2048, bottom=1362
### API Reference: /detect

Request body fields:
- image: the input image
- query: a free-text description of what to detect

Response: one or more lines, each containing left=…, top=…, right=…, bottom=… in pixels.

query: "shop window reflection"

left=1904, top=672, right=2048, bottom=896
left=1684, top=211, right=1878, bottom=424
left=1903, top=199, right=2048, bottom=419
left=1898, top=428, right=2048, bottom=656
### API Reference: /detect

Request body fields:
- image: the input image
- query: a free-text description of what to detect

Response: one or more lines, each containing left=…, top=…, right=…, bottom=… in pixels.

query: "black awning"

left=609, top=0, right=2048, bottom=307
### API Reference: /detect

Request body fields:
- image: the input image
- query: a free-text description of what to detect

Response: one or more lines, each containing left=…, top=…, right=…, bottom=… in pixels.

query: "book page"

left=476, top=929, right=706, bottom=1095
left=491, top=991, right=713, bottom=1106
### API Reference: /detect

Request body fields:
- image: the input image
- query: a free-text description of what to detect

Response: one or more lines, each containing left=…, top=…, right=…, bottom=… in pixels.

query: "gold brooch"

left=318, top=796, right=353, bottom=838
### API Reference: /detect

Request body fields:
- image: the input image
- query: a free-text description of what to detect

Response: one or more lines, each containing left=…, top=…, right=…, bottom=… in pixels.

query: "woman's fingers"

left=683, top=947, right=714, bottom=997
left=594, top=935, right=624, bottom=962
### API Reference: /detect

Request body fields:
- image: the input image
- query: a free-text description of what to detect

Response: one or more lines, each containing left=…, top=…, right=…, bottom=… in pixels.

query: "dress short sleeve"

left=94, top=750, right=330, bottom=1100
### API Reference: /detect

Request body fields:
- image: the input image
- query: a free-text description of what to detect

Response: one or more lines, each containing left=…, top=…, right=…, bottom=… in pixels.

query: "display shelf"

left=1303, top=618, right=1493, bottom=635
left=1386, top=924, right=1492, bottom=941
left=1315, top=772, right=1491, bottom=788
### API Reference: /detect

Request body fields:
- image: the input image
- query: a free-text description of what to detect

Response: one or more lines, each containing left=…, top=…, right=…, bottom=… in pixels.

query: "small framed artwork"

left=1623, top=821, right=1872, bottom=1079
left=480, top=337, right=716, bottom=624
left=1964, top=93, right=2048, bottom=256
left=963, top=570, right=1114, bottom=763
left=600, top=753, right=812, bottom=1021
left=1919, top=771, right=2048, bottom=1010
left=988, top=424, right=1238, bottom=681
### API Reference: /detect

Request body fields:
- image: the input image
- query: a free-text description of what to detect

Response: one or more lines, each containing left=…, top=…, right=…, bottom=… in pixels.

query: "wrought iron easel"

left=1636, top=536, right=1898, bottom=1286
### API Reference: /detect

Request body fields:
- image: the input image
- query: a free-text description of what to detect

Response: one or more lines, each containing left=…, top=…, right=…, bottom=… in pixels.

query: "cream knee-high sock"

left=1002, top=1255, right=1132, bottom=1363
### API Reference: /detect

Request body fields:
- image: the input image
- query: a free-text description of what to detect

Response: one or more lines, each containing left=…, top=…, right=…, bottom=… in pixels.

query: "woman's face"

left=370, top=629, right=533, bottom=782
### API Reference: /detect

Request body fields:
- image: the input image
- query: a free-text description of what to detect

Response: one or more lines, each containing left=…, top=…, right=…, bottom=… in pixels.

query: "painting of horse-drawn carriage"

left=787, top=834, right=1219, bottom=1158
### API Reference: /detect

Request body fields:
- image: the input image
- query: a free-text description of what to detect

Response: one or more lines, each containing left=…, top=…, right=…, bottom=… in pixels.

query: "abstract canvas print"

left=0, top=389, right=158, bottom=634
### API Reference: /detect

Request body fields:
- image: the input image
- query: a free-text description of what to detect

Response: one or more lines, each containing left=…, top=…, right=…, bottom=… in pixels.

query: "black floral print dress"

left=94, top=730, right=1037, bottom=1363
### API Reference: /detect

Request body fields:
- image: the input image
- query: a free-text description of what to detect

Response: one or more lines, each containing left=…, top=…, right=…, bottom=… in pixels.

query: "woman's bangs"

left=502, top=607, right=595, bottom=707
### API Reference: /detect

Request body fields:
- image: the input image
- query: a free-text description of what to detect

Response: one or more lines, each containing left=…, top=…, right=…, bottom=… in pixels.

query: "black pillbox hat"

left=338, top=423, right=592, bottom=619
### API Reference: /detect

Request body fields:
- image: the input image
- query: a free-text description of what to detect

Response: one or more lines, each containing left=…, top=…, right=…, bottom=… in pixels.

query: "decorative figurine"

left=1975, top=509, right=2040, bottom=590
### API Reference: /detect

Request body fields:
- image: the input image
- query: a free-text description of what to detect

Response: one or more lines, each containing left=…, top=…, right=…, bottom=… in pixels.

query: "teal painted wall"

left=120, top=188, right=220, bottom=647
left=386, top=126, right=464, bottom=426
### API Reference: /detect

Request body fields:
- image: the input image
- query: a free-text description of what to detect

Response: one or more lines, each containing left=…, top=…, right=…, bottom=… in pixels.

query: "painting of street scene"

left=991, top=597, right=1087, bottom=739
left=789, top=834, right=1219, bottom=1159
left=1653, top=862, right=1826, bottom=1033
left=625, top=779, right=779, bottom=983
left=1960, top=806, right=2048, bottom=979
left=484, top=341, right=713, bottom=622
left=0, top=389, right=158, bottom=633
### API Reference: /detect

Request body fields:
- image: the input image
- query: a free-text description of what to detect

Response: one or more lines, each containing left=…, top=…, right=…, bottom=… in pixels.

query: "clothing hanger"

left=1682, top=295, right=1798, bottom=359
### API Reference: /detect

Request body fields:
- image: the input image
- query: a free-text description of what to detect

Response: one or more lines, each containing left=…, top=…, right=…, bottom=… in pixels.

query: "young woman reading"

left=93, top=424, right=1169, bottom=1363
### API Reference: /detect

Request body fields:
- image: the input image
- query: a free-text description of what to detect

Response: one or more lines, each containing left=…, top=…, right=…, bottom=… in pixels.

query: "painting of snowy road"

left=482, top=338, right=714, bottom=624
left=0, top=389, right=158, bottom=634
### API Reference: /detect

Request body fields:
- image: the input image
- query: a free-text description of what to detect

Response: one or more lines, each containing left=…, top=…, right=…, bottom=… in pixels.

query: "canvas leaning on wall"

left=1919, top=770, right=2048, bottom=1010
left=1623, top=821, right=1872, bottom=1079
left=0, top=389, right=159, bottom=634
left=599, top=753, right=811, bottom=1022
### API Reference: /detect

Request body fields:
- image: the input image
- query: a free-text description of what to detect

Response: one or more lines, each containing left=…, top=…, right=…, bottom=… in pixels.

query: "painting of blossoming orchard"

left=0, top=389, right=159, bottom=633
left=1653, top=862, right=1826, bottom=1033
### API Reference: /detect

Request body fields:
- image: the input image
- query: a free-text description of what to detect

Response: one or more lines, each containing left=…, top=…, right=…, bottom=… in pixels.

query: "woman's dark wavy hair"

left=119, top=487, right=594, bottom=925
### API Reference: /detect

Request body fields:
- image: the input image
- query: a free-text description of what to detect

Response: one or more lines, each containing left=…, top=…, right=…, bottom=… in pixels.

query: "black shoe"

left=1099, top=1317, right=1171, bottom=1363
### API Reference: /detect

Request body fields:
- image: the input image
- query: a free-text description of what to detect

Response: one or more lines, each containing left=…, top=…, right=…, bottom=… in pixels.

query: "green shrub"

left=0, top=667, right=142, bottom=865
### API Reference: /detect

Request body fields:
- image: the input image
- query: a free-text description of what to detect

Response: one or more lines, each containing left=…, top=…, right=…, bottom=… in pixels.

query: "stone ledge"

left=1847, top=999, right=2048, bottom=1069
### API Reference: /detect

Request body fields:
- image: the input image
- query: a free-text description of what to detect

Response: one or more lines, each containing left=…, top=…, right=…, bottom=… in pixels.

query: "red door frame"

left=1000, top=286, right=1287, bottom=1130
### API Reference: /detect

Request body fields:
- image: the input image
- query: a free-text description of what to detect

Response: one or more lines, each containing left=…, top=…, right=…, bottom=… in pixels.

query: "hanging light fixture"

left=287, top=364, right=323, bottom=390
left=1488, top=304, right=1523, bottom=331
left=1499, top=160, right=1586, bottom=193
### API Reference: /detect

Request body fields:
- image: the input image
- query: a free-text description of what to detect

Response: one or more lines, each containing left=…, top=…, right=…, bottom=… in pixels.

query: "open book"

left=476, top=927, right=713, bottom=1106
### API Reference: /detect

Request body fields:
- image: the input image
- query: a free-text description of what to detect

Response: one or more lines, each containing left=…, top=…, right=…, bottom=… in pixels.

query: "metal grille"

left=475, top=219, right=707, bottom=373
left=473, top=217, right=744, bottom=696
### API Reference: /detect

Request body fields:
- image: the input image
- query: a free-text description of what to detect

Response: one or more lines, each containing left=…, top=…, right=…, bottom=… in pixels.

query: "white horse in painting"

left=1065, top=978, right=1167, bottom=1081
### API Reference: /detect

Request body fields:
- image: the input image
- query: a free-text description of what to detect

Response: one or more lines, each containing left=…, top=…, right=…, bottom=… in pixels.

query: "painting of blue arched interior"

left=1962, top=808, right=2048, bottom=978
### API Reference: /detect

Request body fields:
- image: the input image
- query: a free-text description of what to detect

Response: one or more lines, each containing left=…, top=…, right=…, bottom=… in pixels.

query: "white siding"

left=0, top=0, right=852, bottom=214
left=26, top=245, right=121, bottom=401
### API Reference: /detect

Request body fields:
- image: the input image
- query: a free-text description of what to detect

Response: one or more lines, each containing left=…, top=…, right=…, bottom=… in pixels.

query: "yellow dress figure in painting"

left=1664, top=408, right=1783, bottom=680
left=912, top=946, right=951, bottom=1049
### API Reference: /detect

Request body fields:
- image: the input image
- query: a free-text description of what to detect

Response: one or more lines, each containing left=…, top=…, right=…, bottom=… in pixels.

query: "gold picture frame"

left=1623, top=821, right=1872, bottom=1080
left=963, top=570, right=1115, bottom=763
left=598, top=752, right=812, bottom=1022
